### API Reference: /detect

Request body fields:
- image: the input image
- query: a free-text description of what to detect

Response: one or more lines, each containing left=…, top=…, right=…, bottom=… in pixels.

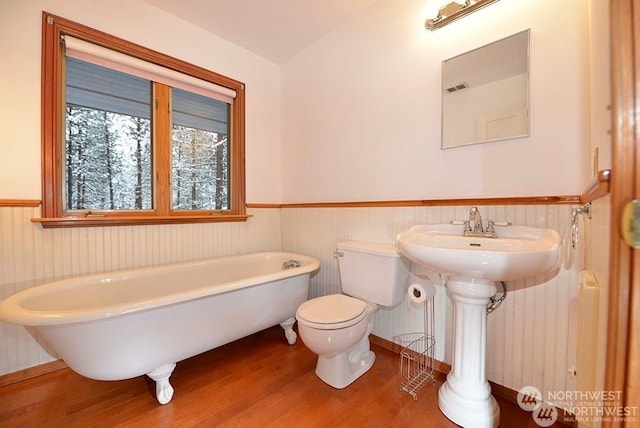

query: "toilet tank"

left=336, top=241, right=410, bottom=307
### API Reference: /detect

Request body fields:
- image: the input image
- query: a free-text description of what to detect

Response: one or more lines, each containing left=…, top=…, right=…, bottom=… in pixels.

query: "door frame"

left=605, top=0, right=639, bottom=425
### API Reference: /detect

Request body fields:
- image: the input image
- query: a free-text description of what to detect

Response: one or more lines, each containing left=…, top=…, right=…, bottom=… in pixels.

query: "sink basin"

left=396, top=223, right=562, bottom=281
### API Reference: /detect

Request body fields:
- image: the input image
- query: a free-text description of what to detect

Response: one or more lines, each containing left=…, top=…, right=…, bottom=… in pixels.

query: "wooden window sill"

left=32, top=214, right=251, bottom=228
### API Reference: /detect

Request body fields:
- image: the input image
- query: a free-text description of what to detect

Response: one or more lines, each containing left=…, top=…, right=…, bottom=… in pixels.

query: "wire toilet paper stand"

left=398, top=283, right=436, bottom=400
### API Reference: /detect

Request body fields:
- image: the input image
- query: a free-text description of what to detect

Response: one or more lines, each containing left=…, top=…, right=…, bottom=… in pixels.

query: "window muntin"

left=39, top=12, right=246, bottom=227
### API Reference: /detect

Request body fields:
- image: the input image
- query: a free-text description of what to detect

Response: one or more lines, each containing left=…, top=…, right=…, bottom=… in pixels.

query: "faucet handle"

left=486, top=220, right=512, bottom=234
left=450, top=220, right=473, bottom=232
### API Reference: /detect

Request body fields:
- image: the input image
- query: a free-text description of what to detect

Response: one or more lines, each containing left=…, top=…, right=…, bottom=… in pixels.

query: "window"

left=38, top=12, right=247, bottom=227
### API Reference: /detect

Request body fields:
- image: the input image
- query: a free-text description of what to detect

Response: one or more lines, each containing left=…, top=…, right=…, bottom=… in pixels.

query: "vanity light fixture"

left=425, top=0, right=500, bottom=31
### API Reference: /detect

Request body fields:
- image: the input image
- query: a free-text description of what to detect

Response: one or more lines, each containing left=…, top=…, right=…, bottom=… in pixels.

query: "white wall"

left=587, top=0, right=612, bottom=172
left=281, top=0, right=591, bottom=203
left=0, top=0, right=282, bottom=203
left=583, top=1, right=611, bottom=424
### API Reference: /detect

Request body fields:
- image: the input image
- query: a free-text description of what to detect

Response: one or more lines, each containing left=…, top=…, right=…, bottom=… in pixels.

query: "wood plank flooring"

left=0, top=326, right=563, bottom=427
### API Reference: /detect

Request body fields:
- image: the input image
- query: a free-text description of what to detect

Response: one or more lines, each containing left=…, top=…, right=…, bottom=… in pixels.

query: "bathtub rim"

left=0, top=251, right=319, bottom=327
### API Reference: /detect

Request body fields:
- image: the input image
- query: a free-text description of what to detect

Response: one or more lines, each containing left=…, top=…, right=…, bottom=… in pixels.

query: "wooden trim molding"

left=0, top=360, right=67, bottom=388
left=32, top=214, right=251, bottom=228
left=3, top=195, right=583, bottom=212
left=580, top=169, right=611, bottom=204
left=370, top=334, right=452, bottom=376
left=246, top=203, right=282, bottom=209
left=0, top=199, right=41, bottom=207
left=280, top=195, right=580, bottom=208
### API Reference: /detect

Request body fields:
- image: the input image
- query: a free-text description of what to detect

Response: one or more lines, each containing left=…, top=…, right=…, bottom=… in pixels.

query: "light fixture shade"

left=425, top=0, right=500, bottom=31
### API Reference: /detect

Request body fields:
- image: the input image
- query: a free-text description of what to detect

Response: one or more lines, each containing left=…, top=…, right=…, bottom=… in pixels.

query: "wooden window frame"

left=35, top=12, right=247, bottom=228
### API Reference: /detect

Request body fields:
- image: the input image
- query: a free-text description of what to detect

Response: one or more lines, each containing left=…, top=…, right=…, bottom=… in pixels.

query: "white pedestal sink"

left=397, top=223, right=562, bottom=428
left=438, top=277, right=499, bottom=427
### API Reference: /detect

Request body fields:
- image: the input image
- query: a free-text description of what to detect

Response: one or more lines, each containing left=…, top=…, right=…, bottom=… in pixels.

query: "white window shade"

left=63, top=35, right=236, bottom=104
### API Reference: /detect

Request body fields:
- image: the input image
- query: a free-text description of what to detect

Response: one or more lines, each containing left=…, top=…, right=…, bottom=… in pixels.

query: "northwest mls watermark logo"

left=518, top=385, right=638, bottom=426
left=517, top=386, right=558, bottom=426
left=517, top=385, right=542, bottom=412
left=533, top=402, right=559, bottom=427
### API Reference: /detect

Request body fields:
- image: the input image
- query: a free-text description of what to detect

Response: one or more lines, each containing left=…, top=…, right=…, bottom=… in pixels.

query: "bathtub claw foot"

left=280, top=317, right=297, bottom=345
left=147, top=363, right=176, bottom=404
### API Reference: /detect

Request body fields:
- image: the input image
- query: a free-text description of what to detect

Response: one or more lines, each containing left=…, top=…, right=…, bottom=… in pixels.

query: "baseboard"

left=370, top=333, right=452, bottom=376
left=370, top=334, right=576, bottom=427
left=0, top=360, right=68, bottom=388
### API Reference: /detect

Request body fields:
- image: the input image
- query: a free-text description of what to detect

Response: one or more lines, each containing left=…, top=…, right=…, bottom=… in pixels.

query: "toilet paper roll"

left=408, top=283, right=435, bottom=304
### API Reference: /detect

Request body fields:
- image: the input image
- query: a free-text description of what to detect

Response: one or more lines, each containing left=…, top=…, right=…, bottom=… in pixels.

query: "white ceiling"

left=142, top=0, right=379, bottom=64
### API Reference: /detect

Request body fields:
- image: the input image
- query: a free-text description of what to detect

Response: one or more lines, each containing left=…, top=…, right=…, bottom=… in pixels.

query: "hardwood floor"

left=0, top=326, right=563, bottom=427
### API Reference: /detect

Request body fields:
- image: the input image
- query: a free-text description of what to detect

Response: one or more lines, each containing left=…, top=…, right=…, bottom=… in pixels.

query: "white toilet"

left=295, top=241, right=409, bottom=389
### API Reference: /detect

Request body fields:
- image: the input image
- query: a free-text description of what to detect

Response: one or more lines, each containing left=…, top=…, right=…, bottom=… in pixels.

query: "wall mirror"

left=441, top=29, right=530, bottom=149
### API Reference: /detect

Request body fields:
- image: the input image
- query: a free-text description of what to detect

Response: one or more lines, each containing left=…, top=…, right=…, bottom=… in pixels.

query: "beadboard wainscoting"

left=281, top=204, right=580, bottom=400
left=583, top=195, right=611, bottom=397
left=0, top=206, right=282, bottom=376
left=1, top=202, right=582, bottom=404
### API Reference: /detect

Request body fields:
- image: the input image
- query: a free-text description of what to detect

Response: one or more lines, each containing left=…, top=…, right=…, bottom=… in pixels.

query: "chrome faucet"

left=449, top=207, right=507, bottom=238
left=469, top=206, right=483, bottom=233
left=463, top=207, right=498, bottom=238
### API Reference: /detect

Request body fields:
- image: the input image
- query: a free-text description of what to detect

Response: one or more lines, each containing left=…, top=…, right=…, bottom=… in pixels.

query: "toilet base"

left=299, top=302, right=379, bottom=389
left=316, top=349, right=376, bottom=389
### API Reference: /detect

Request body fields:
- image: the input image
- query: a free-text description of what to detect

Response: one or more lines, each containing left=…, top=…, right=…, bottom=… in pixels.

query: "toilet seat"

left=296, top=294, right=368, bottom=330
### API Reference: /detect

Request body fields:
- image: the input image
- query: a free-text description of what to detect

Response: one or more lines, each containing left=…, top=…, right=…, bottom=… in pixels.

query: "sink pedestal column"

left=438, top=276, right=500, bottom=428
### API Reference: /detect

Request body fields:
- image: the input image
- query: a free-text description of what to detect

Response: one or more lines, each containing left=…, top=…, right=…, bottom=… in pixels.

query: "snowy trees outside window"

left=171, top=126, right=228, bottom=210
left=65, top=106, right=152, bottom=210
left=64, top=105, right=229, bottom=212
left=41, top=13, right=246, bottom=226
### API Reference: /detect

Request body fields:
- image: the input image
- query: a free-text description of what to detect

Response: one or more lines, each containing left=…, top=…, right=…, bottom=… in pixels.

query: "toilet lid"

left=296, top=294, right=368, bottom=329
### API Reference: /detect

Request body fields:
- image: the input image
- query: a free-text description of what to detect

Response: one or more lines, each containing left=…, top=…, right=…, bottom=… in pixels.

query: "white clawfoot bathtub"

left=0, top=252, right=319, bottom=404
